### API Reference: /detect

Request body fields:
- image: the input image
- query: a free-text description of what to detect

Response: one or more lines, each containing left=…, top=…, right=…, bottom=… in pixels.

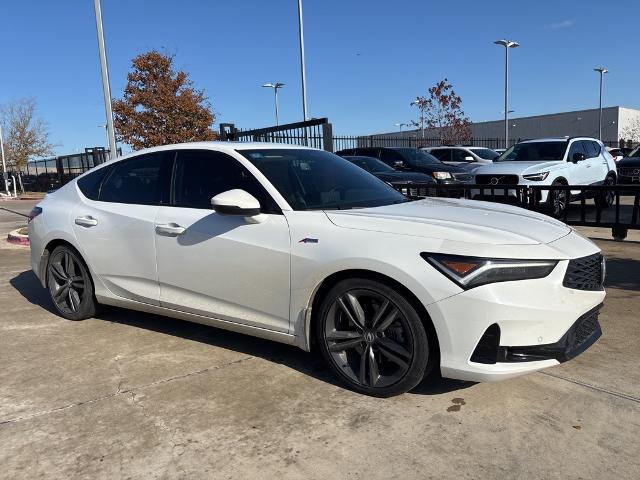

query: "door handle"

left=155, top=223, right=186, bottom=237
left=75, top=216, right=98, bottom=227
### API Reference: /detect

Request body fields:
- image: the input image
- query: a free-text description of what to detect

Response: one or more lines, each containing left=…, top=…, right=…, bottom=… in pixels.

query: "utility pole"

left=494, top=39, right=519, bottom=148
left=93, top=0, right=117, bottom=159
left=0, top=123, right=8, bottom=195
left=297, top=0, right=309, bottom=122
left=594, top=67, right=608, bottom=140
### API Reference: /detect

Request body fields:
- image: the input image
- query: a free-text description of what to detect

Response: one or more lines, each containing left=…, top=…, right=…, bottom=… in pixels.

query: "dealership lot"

left=0, top=205, right=639, bottom=479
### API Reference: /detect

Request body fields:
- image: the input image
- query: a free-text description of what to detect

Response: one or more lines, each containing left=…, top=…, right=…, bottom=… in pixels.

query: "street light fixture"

left=494, top=39, right=519, bottom=148
left=394, top=122, right=407, bottom=133
left=594, top=67, right=608, bottom=140
left=262, top=82, right=285, bottom=126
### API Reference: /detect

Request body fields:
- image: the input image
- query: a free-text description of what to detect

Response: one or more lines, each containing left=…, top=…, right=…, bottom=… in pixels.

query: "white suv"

left=473, top=137, right=617, bottom=216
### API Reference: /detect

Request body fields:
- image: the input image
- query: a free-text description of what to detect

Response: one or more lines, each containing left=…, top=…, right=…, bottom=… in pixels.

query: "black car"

left=341, top=155, right=436, bottom=185
left=617, top=145, right=640, bottom=184
left=335, top=147, right=472, bottom=184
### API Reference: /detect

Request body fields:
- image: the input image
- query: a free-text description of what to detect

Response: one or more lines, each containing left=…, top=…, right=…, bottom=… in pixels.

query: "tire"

left=314, top=277, right=430, bottom=397
left=47, top=245, right=97, bottom=320
left=547, top=180, right=568, bottom=218
left=595, top=175, right=615, bottom=209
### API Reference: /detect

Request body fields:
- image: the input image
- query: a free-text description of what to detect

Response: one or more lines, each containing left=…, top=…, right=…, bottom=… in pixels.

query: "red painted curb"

left=7, top=230, right=29, bottom=246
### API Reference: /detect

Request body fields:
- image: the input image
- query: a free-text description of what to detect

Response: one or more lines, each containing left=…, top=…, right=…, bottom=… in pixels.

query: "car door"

left=566, top=140, right=591, bottom=186
left=584, top=141, right=609, bottom=184
left=154, top=149, right=291, bottom=333
left=72, top=152, right=173, bottom=305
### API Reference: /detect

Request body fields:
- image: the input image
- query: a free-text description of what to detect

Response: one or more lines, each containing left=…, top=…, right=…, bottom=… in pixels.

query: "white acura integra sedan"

left=29, top=143, right=605, bottom=397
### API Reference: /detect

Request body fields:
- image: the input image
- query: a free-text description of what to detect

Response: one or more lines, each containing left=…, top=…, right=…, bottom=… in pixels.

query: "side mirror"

left=572, top=152, right=586, bottom=163
left=393, top=160, right=405, bottom=169
left=464, top=156, right=474, bottom=162
left=211, top=189, right=261, bottom=217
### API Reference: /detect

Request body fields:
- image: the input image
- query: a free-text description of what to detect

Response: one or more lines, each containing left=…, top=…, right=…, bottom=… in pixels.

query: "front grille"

left=618, top=167, right=640, bottom=177
left=563, top=253, right=604, bottom=291
left=475, top=174, right=519, bottom=185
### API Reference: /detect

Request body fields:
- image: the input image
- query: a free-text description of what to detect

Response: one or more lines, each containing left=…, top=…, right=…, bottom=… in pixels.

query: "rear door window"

left=429, top=149, right=451, bottom=162
left=99, top=152, right=173, bottom=205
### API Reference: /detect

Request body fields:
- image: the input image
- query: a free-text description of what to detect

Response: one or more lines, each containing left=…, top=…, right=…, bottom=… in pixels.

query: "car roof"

left=519, top=137, right=600, bottom=144
left=110, top=141, right=315, bottom=162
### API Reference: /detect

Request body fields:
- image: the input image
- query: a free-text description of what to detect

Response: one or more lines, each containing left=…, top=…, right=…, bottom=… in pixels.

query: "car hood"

left=375, top=172, right=435, bottom=184
left=475, top=160, right=562, bottom=175
left=617, top=157, right=640, bottom=167
left=325, top=197, right=571, bottom=245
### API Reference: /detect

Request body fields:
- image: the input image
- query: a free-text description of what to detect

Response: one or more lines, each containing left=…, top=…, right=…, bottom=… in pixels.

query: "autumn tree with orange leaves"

left=411, top=79, right=472, bottom=144
left=113, top=51, right=216, bottom=150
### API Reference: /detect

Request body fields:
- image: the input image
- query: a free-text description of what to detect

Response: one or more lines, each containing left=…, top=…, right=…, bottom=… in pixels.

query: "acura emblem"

left=490, top=177, right=499, bottom=185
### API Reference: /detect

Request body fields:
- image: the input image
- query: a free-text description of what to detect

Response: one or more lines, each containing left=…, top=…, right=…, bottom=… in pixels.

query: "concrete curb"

left=7, top=229, right=29, bottom=246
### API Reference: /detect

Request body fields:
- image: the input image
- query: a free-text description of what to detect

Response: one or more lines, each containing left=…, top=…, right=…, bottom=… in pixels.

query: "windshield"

left=629, top=146, right=640, bottom=158
left=238, top=149, right=409, bottom=211
left=470, top=148, right=500, bottom=160
left=393, top=148, right=442, bottom=166
left=345, top=156, right=395, bottom=173
left=496, top=141, right=568, bottom=161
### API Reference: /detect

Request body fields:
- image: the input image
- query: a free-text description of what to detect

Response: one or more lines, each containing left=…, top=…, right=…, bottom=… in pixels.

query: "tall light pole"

left=297, top=0, right=309, bottom=122
left=410, top=99, right=425, bottom=138
left=494, top=39, right=519, bottom=148
left=0, top=123, right=8, bottom=195
left=394, top=122, right=407, bottom=133
left=93, top=0, right=117, bottom=159
left=594, top=67, right=608, bottom=140
left=262, top=83, right=285, bottom=125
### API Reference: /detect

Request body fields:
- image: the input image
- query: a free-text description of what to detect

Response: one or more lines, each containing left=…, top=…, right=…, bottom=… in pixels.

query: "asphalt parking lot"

left=1, top=201, right=639, bottom=479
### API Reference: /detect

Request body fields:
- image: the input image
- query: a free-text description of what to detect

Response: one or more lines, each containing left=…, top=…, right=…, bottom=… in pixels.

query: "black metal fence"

left=220, top=118, right=333, bottom=151
left=6, top=148, right=111, bottom=192
left=391, top=182, right=640, bottom=239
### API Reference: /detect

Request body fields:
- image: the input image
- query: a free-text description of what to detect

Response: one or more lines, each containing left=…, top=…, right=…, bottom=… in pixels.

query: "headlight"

left=432, top=171, right=452, bottom=180
left=522, top=171, right=549, bottom=181
left=421, top=253, right=558, bottom=289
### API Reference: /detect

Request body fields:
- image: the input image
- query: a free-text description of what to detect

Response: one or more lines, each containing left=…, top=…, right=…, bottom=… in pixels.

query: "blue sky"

left=1, top=0, right=638, bottom=154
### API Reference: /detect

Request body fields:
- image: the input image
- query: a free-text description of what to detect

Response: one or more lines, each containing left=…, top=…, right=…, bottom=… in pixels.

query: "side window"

left=567, top=141, right=586, bottom=161
left=99, top=153, right=172, bottom=205
left=451, top=149, right=472, bottom=162
left=77, top=165, right=111, bottom=200
left=379, top=149, right=404, bottom=165
left=586, top=141, right=601, bottom=158
left=172, top=150, right=279, bottom=212
left=430, top=149, right=451, bottom=162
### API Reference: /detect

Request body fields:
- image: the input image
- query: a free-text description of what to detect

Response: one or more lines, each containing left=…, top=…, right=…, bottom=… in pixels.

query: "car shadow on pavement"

left=9, top=269, right=474, bottom=397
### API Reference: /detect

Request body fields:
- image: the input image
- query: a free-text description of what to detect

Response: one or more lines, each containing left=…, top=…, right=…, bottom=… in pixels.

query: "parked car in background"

left=473, top=137, right=618, bottom=217
left=606, top=147, right=625, bottom=163
left=340, top=155, right=436, bottom=186
left=334, top=147, right=472, bottom=184
left=422, top=146, right=499, bottom=172
left=29, top=141, right=605, bottom=397
left=616, top=145, right=640, bottom=184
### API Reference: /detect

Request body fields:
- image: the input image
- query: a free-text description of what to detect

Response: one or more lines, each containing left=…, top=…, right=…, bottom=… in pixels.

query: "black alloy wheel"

left=595, top=175, right=615, bottom=209
left=47, top=245, right=97, bottom=320
left=316, top=278, right=430, bottom=397
left=548, top=181, right=568, bottom=218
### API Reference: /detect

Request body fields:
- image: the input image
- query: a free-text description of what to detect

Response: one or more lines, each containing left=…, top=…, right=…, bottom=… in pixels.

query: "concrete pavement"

left=0, top=210, right=639, bottom=479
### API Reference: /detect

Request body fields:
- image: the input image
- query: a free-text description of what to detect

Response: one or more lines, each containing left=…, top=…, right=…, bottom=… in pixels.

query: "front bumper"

left=426, top=249, right=605, bottom=383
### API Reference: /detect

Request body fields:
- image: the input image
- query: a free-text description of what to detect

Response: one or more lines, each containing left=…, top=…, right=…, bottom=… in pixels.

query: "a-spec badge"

left=299, top=238, right=319, bottom=244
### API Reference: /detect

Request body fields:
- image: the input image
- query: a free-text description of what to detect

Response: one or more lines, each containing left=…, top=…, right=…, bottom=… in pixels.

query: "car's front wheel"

left=315, top=278, right=430, bottom=397
left=547, top=180, right=568, bottom=218
left=47, top=245, right=97, bottom=320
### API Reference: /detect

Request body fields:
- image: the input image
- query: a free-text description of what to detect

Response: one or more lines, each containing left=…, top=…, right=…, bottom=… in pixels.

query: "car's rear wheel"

left=547, top=180, right=568, bottom=218
left=315, top=278, right=430, bottom=397
left=595, top=175, right=615, bottom=209
left=47, top=245, right=97, bottom=320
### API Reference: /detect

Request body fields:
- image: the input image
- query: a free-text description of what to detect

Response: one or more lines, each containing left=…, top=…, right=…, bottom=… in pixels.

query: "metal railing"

left=390, top=182, right=640, bottom=239
left=220, top=118, right=333, bottom=151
